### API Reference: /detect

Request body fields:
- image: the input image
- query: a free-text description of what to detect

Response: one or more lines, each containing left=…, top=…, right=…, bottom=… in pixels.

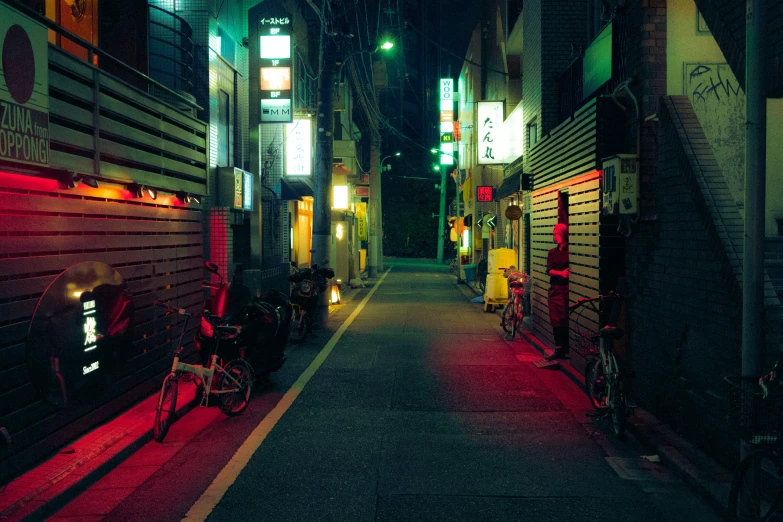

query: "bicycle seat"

left=215, top=325, right=239, bottom=335
left=599, top=326, right=624, bottom=339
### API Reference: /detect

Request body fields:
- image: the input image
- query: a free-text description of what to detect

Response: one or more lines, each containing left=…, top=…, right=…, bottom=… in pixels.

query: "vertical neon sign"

left=259, top=14, right=293, bottom=123
left=82, top=300, right=100, bottom=375
left=439, top=78, right=455, bottom=165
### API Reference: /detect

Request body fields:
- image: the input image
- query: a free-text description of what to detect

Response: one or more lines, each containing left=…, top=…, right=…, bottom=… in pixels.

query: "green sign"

left=583, top=22, right=612, bottom=99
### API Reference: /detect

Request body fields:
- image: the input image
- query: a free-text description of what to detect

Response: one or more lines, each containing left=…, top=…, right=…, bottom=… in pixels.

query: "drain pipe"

left=743, top=0, right=766, bottom=380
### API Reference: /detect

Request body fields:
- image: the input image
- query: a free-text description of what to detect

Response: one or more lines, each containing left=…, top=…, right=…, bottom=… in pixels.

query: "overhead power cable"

left=404, top=19, right=509, bottom=77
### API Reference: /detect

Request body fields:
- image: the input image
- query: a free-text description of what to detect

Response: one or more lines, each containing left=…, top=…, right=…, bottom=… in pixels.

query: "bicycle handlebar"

left=569, top=291, right=620, bottom=311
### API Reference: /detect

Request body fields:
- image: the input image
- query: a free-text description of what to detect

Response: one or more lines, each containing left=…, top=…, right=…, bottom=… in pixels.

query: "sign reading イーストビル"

left=0, top=3, right=48, bottom=166
left=258, top=12, right=293, bottom=124
left=477, top=101, right=503, bottom=165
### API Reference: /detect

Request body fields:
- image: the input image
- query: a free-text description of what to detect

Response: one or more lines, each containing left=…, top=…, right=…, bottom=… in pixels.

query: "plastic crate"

left=725, top=376, right=782, bottom=445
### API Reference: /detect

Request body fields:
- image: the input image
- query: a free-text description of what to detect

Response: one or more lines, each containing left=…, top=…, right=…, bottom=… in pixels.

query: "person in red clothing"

left=545, top=223, right=570, bottom=361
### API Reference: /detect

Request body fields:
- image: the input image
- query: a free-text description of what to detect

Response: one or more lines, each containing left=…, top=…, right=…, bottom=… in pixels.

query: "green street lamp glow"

left=394, top=152, right=401, bottom=156
left=430, top=148, right=438, bottom=154
left=433, top=165, right=440, bottom=172
left=380, top=41, right=394, bottom=51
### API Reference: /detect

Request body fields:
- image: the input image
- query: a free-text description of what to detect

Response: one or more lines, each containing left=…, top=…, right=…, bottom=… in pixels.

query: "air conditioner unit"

left=601, top=154, right=638, bottom=215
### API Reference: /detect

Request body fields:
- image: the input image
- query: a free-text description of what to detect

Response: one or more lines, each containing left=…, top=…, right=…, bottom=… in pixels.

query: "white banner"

left=477, top=101, right=503, bottom=165
left=285, top=118, right=311, bottom=176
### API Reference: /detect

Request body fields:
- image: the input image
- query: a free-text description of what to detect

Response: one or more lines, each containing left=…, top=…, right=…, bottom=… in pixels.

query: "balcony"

left=18, top=4, right=208, bottom=195
left=557, top=13, right=629, bottom=124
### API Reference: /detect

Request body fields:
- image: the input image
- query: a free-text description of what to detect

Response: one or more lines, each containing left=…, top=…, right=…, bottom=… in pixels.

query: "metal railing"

left=4, top=0, right=199, bottom=112
left=148, top=4, right=195, bottom=102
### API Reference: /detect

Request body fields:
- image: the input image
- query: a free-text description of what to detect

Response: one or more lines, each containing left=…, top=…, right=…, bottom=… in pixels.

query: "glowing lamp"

left=333, top=185, right=349, bottom=209
left=330, top=285, right=341, bottom=304
left=462, top=229, right=469, bottom=248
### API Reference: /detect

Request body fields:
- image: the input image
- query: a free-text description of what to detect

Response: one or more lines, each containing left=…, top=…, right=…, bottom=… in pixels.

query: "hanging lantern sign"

left=505, top=204, right=523, bottom=221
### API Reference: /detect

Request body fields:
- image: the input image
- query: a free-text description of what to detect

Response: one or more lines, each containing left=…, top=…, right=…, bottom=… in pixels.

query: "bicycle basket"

left=571, top=304, right=600, bottom=357
left=725, top=376, right=783, bottom=445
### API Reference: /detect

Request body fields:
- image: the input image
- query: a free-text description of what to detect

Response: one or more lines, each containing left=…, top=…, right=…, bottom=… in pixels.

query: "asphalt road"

left=52, top=258, right=722, bottom=522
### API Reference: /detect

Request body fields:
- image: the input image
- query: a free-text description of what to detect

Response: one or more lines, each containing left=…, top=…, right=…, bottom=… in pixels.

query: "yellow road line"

left=183, top=268, right=392, bottom=521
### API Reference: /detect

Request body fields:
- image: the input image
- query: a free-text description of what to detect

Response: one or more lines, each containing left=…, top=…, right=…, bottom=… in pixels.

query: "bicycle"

left=500, top=270, right=529, bottom=340
left=725, top=361, right=782, bottom=522
left=569, top=292, right=629, bottom=437
left=474, top=257, right=488, bottom=294
left=153, top=301, right=254, bottom=442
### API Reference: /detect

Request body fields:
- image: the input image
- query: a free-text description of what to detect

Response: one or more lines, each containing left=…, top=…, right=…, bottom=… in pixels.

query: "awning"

left=495, top=172, right=521, bottom=201
left=281, top=178, right=314, bottom=200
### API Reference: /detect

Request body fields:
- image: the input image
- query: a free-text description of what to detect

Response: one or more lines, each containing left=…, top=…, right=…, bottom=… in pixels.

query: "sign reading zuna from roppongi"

left=258, top=10, right=293, bottom=124
left=0, top=4, right=49, bottom=166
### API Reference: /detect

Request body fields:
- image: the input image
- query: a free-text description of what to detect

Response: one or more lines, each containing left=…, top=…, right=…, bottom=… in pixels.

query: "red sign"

left=440, top=111, right=454, bottom=123
left=355, top=186, right=369, bottom=197
left=453, top=122, right=461, bottom=142
left=360, top=174, right=369, bottom=184
left=477, top=186, right=494, bottom=202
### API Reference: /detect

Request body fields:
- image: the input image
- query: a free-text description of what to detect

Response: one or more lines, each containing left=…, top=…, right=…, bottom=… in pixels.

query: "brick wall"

left=539, top=0, right=588, bottom=135
left=626, top=98, right=740, bottom=467
left=624, top=0, right=667, bottom=219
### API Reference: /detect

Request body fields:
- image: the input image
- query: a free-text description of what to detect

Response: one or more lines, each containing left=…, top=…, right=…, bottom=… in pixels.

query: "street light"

left=381, top=152, right=401, bottom=172
left=337, top=42, right=394, bottom=78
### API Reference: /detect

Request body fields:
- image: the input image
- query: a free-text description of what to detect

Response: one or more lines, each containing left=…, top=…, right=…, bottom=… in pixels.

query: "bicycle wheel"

left=153, top=374, right=178, bottom=442
left=289, top=307, right=309, bottom=343
left=217, top=359, right=253, bottom=416
left=501, top=302, right=514, bottom=333
left=611, top=382, right=627, bottom=438
left=728, top=448, right=783, bottom=522
left=585, top=358, right=608, bottom=411
left=509, top=300, right=522, bottom=339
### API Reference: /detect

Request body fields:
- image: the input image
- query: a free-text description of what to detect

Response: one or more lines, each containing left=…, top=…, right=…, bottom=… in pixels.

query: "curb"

left=518, top=320, right=731, bottom=518
left=458, top=279, right=730, bottom=517
left=2, top=387, right=199, bottom=522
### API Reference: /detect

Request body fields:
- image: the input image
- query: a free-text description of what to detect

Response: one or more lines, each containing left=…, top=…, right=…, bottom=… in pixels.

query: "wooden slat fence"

left=0, top=185, right=203, bottom=481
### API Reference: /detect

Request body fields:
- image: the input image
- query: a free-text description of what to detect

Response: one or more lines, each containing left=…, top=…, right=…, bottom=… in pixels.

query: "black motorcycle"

left=287, top=260, right=334, bottom=342
left=195, top=262, right=292, bottom=383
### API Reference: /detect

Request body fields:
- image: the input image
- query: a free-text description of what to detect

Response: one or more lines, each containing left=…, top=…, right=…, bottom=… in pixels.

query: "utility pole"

left=436, top=161, right=447, bottom=263
left=313, top=9, right=337, bottom=327
left=742, top=0, right=766, bottom=380
left=368, top=126, right=381, bottom=277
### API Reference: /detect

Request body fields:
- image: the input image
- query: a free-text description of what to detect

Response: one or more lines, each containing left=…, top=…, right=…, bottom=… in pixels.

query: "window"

left=527, top=120, right=538, bottom=148
left=217, top=90, right=230, bottom=167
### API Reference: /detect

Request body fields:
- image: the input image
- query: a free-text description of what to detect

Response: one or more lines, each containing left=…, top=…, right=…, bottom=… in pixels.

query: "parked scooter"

left=195, top=262, right=292, bottom=384
left=287, top=260, right=334, bottom=342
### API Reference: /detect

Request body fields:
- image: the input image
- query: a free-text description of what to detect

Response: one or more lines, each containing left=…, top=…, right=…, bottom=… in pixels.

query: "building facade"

left=457, top=0, right=783, bottom=467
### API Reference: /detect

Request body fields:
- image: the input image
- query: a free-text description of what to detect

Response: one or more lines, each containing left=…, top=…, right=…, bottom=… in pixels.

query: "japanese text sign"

left=258, top=10, right=292, bottom=123
left=285, top=118, right=311, bottom=176
left=476, top=186, right=494, bottom=202
left=477, top=101, right=504, bottom=165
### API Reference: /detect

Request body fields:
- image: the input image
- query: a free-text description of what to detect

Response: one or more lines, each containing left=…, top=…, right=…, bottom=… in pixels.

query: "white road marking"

left=182, top=268, right=392, bottom=521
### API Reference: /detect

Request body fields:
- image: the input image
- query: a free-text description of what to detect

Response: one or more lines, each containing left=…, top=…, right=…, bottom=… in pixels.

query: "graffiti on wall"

left=684, top=63, right=746, bottom=208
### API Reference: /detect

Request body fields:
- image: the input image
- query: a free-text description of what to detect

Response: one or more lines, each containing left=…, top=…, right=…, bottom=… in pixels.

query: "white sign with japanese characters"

left=285, top=118, right=311, bottom=176
left=477, top=101, right=504, bottom=165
